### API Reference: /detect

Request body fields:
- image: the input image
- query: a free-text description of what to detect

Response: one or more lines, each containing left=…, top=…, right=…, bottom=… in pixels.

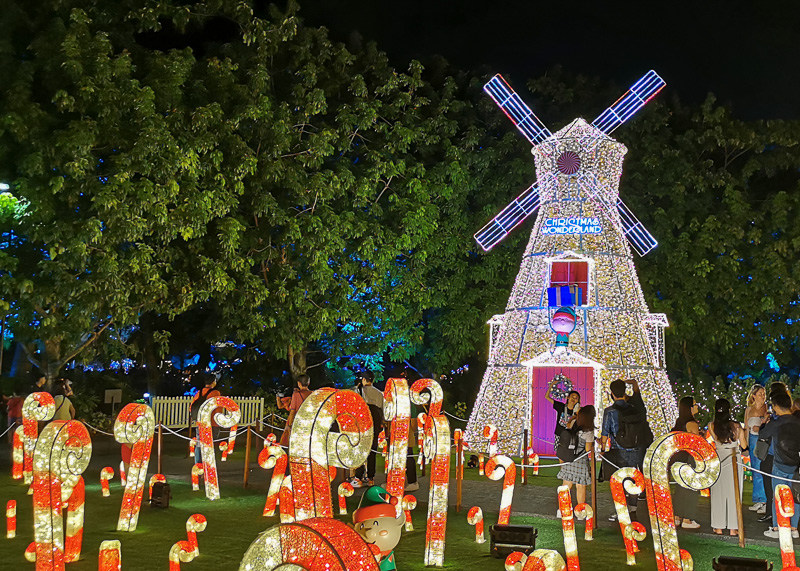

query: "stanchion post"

left=456, top=436, right=463, bottom=512
left=522, top=429, right=529, bottom=485
left=244, top=425, right=253, bottom=488
left=157, top=423, right=163, bottom=474
left=590, top=447, right=598, bottom=529
left=732, top=451, right=745, bottom=547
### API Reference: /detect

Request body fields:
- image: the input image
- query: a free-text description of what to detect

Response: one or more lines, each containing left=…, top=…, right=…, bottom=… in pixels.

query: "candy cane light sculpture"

left=574, top=503, right=594, bottom=541
left=506, top=549, right=567, bottom=571
left=643, top=432, right=720, bottom=571
left=31, top=419, right=92, bottom=571
left=100, top=467, right=114, bottom=497
left=238, top=518, right=380, bottom=571
left=384, top=377, right=411, bottom=501
left=775, top=484, right=799, bottom=569
left=12, top=426, right=24, bottom=480
left=288, top=388, right=373, bottom=521
left=609, top=467, right=647, bottom=565
left=197, top=396, right=241, bottom=501
left=23, top=392, right=56, bottom=484
left=467, top=506, right=485, bottom=543
left=410, top=378, right=444, bottom=418
left=259, top=445, right=287, bottom=517
left=486, top=454, right=516, bottom=525
left=114, top=403, right=155, bottom=531
left=98, top=540, right=121, bottom=571
left=421, top=406, right=451, bottom=566
left=6, top=500, right=16, bottom=539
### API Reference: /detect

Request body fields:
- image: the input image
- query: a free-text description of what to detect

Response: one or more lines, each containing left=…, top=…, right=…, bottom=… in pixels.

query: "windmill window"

left=549, top=261, right=589, bottom=305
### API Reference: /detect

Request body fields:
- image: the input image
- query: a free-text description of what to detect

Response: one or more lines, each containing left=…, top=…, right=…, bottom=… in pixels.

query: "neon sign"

left=541, top=217, right=602, bottom=235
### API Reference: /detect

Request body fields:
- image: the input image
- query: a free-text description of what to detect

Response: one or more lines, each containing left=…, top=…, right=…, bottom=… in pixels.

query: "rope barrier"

left=0, top=423, right=14, bottom=440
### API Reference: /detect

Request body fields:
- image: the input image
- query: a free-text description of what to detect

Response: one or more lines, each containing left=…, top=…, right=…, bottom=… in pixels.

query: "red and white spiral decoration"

left=505, top=550, right=567, bottom=571
left=486, top=454, right=516, bottom=525
left=574, top=503, right=594, bottom=541
left=384, top=377, right=411, bottom=501
left=100, top=467, right=114, bottom=497
left=197, top=396, right=241, bottom=501
left=22, top=392, right=56, bottom=485
left=114, top=403, right=155, bottom=531
left=610, top=467, right=647, bottom=565
left=421, top=397, right=451, bottom=566
left=467, top=506, right=485, bottom=543
left=259, top=444, right=287, bottom=517
left=6, top=500, right=15, bottom=539
left=775, top=484, right=798, bottom=569
left=337, top=481, right=354, bottom=515
left=402, top=495, right=417, bottom=532
left=483, top=424, right=499, bottom=458
left=558, top=486, right=580, bottom=571
left=98, top=540, right=121, bottom=571
left=191, top=463, right=203, bottom=491
left=12, top=426, right=23, bottom=480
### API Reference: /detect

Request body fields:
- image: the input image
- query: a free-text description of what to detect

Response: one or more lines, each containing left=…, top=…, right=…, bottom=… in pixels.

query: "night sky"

left=296, top=0, right=800, bottom=120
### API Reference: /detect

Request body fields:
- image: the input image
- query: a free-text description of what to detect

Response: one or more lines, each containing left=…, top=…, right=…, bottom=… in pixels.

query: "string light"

left=467, top=506, right=485, bottom=543
left=114, top=403, right=155, bottom=531
left=100, top=467, right=114, bottom=497
left=384, top=378, right=411, bottom=501
left=197, top=397, right=241, bottom=501
left=259, top=445, right=287, bottom=517
left=643, top=432, right=720, bottom=571
left=466, top=72, right=676, bottom=456
left=23, top=392, right=55, bottom=484
left=238, top=517, right=380, bottom=571
left=288, top=388, right=372, bottom=521
left=486, top=455, right=516, bottom=525
left=31, top=419, right=92, bottom=571
left=98, top=540, right=121, bottom=571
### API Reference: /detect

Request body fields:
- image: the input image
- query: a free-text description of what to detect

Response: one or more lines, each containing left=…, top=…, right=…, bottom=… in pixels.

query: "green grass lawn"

left=0, top=468, right=783, bottom=571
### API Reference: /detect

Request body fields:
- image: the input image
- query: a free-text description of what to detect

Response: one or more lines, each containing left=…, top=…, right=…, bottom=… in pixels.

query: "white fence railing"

left=152, top=396, right=264, bottom=429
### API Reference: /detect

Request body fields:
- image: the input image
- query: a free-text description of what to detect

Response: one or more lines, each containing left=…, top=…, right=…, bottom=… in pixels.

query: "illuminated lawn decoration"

left=191, top=464, right=204, bottom=491
left=486, top=455, right=516, bottom=525
left=98, top=540, right=121, bottom=571
left=467, top=506, right=485, bottom=543
left=410, top=378, right=443, bottom=417
left=479, top=453, right=485, bottom=476
left=483, top=424, right=499, bottom=458
left=64, top=477, right=85, bottom=562
left=402, top=495, right=417, bottom=532
left=279, top=476, right=295, bottom=523
left=149, top=474, right=166, bottom=499
left=23, top=392, right=56, bottom=484
left=288, top=388, right=372, bottom=521
left=610, top=468, right=647, bottom=565
left=197, top=397, right=241, bottom=501
left=643, top=432, right=720, bottom=571
left=558, top=486, right=580, bottom=571
left=114, top=403, right=155, bottom=531
left=189, top=438, right=196, bottom=458
left=185, top=514, right=207, bottom=557
left=100, top=467, right=114, bottom=497
left=505, top=550, right=567, bottom=571
left=238, top=517, right=380, bottom=571
left=12, top=426, right=23, bottom=480
left=574, top=503, right=594, bottom=541
left=227, top=425, right=237, bottom=455
left=775, top=485, right=797, bottom=568
left=528, top=448, right=540, bottom=476
left=466, top=71, right=676, bottom=456
left=32, top=419, right=92, bottom=571
left=338, top=482, right=354, bottom=515
left=6, top=500, right=16, bottom=538
left=384, top=377, right=411, bottom=500
left=169, top=539, right=197, bottom=571
left=219, top=442, right=229, bottom=461
left=417, top=412, right=427, bottom=470
left=422, top=406, right=451, bottom=566
left=259, top=445, right=287, bottom=517
left=119, top=460, right=126, bottom=487
left=378, top=429, right=388, bottom=460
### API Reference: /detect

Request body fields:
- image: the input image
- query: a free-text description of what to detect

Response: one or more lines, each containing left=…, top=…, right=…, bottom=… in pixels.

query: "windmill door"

left=530, top=366, right=596, bottom=456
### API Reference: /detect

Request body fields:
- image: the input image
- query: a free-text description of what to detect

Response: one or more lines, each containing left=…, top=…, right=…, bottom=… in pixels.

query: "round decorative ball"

left=556, top=151, right=581, bottom=175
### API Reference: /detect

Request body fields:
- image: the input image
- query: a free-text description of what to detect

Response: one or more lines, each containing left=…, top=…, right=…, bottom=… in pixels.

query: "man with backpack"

left=601, top=378, right=653, bottom=522
left=191, top=373, right=221, bottom=464
left=350, top=370, right=384, bottom=488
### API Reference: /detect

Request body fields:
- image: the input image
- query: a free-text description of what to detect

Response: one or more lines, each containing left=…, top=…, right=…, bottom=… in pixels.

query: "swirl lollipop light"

left=558, top=486, right=580, bottom=571
left=98, top=540, right=121, bottom=571
left=402, top=495, right=417, bottom=532
left=197, top=397, right=241, bottom=501
left=384, top=378, right=411, bottom=501
left=422, top=409, right=451, bottom=566
left=610, top=467, right=647, bottom=565
left=100, top=467, right=114, bottom=497
left=31, top=419, right=92, bottom=571
left=776, top=484, right=798, bottom=569
left=410, top=378, right=444, bottom=418
left=574, top=503, right=594, bottom=541
left=238, top=517, right=380, bottom=571
left=486, top=455, right=516, bottom=525
left=191, top=464, right=203, bottom=491
left=23, top=392, right=56, bottom=484
left=6, top=500, right=16, bottom=538
left=114, top=403, right=155, bottom=531
left=288, top=388, right=372, bottom=521
left=467, top=506, right=485, bottom=543
left=12, top=426, right=24, bottom=480
left=643, top=432, right=720, bottom=571
left=149, top=474, right=166, bottom=499
left=259, top=445, right=287, bottom=517
left=337, top=482, right=354, bottom=515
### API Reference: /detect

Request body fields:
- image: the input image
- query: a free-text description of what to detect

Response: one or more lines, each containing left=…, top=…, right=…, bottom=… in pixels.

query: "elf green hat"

left=352, top=486, right=398, bottom=524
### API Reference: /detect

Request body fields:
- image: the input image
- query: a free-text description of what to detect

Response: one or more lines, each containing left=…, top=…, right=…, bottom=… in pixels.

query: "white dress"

left=710, top=439, right=743, bottom=530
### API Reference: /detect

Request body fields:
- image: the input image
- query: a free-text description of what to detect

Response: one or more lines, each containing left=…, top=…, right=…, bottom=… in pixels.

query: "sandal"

left=712, top=528, right=723, bottom=535
left=730, top=530, right=738, bottom=536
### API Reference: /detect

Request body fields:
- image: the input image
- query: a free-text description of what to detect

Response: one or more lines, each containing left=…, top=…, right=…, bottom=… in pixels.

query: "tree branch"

left=59, top=320, right=115, bottom=367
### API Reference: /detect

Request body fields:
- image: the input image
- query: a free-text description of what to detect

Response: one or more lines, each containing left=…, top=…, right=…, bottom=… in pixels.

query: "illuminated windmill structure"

left=465, top=71, right=677, bottom=455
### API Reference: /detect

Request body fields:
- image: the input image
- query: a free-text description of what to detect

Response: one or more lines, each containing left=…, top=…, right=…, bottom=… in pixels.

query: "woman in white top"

left=744, top=385, right=768, bottom=512
left=52, top=381, right=76, bottom=421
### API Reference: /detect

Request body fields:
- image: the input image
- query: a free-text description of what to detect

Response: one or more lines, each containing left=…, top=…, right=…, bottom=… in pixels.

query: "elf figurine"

left=353, top=486, right=405, bottom=571
left=550, top=306, right=577, bottom=347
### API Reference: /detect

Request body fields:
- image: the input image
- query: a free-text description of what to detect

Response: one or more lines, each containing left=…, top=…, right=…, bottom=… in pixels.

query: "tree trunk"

left=287, top=345, right=308, bottom=380
left=682, top=340, right=693, bottom=383
left=140, top=312, right=162, bottom=396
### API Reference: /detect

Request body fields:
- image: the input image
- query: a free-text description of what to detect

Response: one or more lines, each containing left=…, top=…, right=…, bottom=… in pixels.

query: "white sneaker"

left=556, top=509, right=562, bottom=518
left=794, top=530, right=799, bottom=539
left=749, top=502, right=766, bottom=512
left=681, top=520, right=701, bottom=530
left=757, top=504, right=767, bottom=514
left=764, top=528, right=779, bottom=539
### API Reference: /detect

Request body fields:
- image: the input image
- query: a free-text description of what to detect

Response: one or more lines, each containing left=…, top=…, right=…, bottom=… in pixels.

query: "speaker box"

left=712, top=556, right=772, bottom=571
left=149, top=482, right=171, bottom=508
left=489, top=524, right=537, bottom=559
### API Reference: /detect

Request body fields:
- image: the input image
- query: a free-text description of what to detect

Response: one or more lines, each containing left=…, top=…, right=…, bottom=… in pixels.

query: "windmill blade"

left=484, top=74, right=552, bottom=146
left=592, top=70, right=666, bottom=134
left=474, top=177, right=552, bottom=251
left=580, top=173, right=658, bottom=256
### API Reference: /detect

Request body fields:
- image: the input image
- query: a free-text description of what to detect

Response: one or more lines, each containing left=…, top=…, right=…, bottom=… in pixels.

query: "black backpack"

left=555, top=426, right=581, bottom=462
left=190, top=387, right=215, bottom=422
left=150, top=482, right=171, bottom=508
left=614, top=404, right=650, bottom=449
